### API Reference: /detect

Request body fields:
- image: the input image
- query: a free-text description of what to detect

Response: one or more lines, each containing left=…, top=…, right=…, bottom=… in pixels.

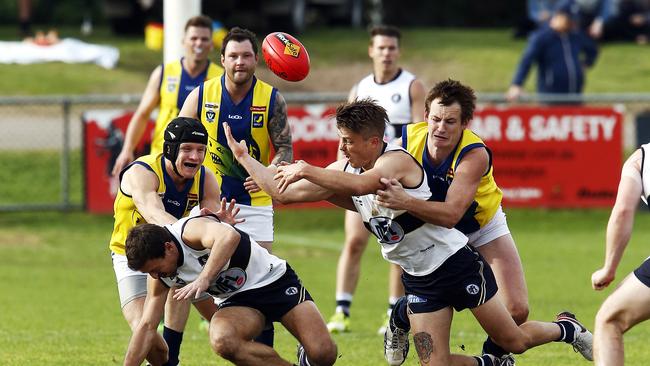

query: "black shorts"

left=633, top=257, right=650, bottom=287
left=402, top=246, right=498, bottom=313
left=218, top=264, right=313, bottom=322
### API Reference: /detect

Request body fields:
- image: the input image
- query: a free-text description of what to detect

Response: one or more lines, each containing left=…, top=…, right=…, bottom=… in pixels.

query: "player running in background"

left=112, top=15, right=223, bottom=175
left=591, top=144, right=650, bottom=366
left=123, top=214, right=337, bottom=366
left=224, top=99, right=593, bottom=366
left=327, top=25, right=426, bottom=335
left=110, top=117, right=237, bottom=366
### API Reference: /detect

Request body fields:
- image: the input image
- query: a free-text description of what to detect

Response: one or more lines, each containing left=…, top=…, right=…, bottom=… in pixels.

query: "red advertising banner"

left=83, top=106, right=339, bottom=213
left=470, top=106, right=622, bottom=207
left=83, top=105, right=622, bottom=213
left=83, top=110, right=154, bottom=213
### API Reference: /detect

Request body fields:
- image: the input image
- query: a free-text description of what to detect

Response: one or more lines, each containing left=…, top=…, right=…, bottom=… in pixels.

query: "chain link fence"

left=1, top=92, right=649, bottom=212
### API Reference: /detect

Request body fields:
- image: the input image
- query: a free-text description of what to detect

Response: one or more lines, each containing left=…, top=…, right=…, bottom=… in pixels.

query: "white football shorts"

left=466, top=206, right=511, bottom=248
left=233, top=204, right=274, bottom=243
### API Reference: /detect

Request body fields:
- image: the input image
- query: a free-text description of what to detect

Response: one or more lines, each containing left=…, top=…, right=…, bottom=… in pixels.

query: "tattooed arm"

left=268, top=92, right=293, bottom=165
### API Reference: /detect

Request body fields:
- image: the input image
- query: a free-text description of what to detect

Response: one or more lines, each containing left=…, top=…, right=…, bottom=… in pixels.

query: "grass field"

left=2, top=207, right=650, bottom=365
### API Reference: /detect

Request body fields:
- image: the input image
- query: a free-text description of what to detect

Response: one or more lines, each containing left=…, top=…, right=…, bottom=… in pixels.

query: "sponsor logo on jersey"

left=285, top=286, right=298, bottom=296
left=209, top=267, right=247, bottom=295
left=466, top=284, right=480, bottom=295
left=252, top=112, right=264, bottom=128
left=368, top=216, right=404, bottom=244
left=206, top=110, right=216, bottom=122
left=407, top=294, right=427, bottom=304
left=228, top=114, right=243, bottom=120
left=204, top=102, right=219, bottom=109
left=166, top=199, right=181, bottom=207
left=275, top=33, right=301, bottom=57
left=250, top=106, right=267, bottom=112
left=391, top=93, right=402, bottom=103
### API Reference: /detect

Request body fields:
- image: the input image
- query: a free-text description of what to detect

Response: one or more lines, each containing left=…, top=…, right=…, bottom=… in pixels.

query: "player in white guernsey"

left=329, top=24, right=426, bottom=335
left=591, top=144, right=650, bottom=366
left=224, top=99, right=593, bottom=366
left=122, top=215, right=337, bottom=366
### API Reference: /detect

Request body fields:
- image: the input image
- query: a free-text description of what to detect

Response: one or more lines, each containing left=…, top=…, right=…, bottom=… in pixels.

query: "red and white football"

left=262, top=32, right=310, bottom=82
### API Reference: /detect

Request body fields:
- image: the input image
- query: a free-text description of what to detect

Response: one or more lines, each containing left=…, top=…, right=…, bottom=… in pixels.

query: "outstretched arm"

left=222, top=122, right=345, bottom=206
left=592, top=149, right=643, bottom=290
left=276, top=150, right=418, bottom=197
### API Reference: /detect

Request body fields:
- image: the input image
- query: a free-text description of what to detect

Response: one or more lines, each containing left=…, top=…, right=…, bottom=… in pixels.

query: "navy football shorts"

left=633, top=256, right=650, bottom=288
left=218, top=264, right=313, bottom=322
left=402, top=245, right=498, bottom=313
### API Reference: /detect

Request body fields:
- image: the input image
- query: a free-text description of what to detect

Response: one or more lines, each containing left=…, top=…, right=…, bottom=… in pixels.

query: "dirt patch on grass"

left=0, top=231, right=44, bottom=248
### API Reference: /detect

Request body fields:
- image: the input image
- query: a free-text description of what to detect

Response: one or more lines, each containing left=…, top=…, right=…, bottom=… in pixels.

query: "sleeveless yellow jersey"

left=151, top=59, right=223, bottom=154
left=402, top=122, right=502, bottom=234
left=109, top=153, right=205, bottom=255
left=197, top=75, right=276, bottom=206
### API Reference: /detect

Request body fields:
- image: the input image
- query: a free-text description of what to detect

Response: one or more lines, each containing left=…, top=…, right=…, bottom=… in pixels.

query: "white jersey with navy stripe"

left=162, top=215, right=287, bottom=303
left=346, top=143, right=468, bottom=276
left=355, top=69, right=415, bottom=139
left=641, top=143, right=650, bottom=204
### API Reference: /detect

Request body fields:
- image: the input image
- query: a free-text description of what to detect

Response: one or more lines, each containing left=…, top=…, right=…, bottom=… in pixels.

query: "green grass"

left=0, top=149, right=82, bottom=206
left=2, top=26, right=650, bottom=94
left=2, top=208, right=650, bottom=365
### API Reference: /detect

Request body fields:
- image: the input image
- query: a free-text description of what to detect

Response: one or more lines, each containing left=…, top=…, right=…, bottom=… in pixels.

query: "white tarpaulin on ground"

left=0, top=38, right=119, bottom=69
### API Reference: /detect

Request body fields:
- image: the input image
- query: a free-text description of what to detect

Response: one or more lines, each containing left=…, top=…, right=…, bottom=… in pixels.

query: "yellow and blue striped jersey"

left=109, top=153, right=205, bottom=255
left=197, top=75, right=276, bottom=206
left=402, top=123, right=502, bottom=234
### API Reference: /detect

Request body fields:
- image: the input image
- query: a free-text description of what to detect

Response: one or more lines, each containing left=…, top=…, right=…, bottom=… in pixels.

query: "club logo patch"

left=166, top=77, right=179, bottom=92
left=391, top=93, right=401, bottom=103
left=285, top=286, right=298, bottom=295
left=466, top=284, right=480, bottom=295
left=252, top=112, right=264, bottom=128
left=206, top=110, right=216, bottom=122
left=368, top=216, right=404, bottom=244
left=208, top=267, right=247, bottom=295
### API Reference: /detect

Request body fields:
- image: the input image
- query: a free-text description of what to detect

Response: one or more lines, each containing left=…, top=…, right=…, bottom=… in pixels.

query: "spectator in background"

left=514, top=0, right=562, bottom=38
left=571, top=0, right=617, bottom=39
left=506, top=2, right=599, bottom=102
left=603, top=0, right=650, bottom=44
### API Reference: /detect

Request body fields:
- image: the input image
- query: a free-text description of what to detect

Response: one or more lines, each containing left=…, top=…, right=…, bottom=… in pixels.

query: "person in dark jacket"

left=507, top=1, right=599, bottom=102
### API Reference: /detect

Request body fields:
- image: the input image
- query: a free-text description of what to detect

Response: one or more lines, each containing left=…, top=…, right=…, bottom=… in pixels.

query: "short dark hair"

left=335, top=98, right=387, bottom=139
left=370, top=25, right=401, bottom=46
left=221, top=27, right=259, bottom=56
left=125, top=224, right=172, bottom=271
left=425, top=79, right=476, bottom=123
left=184, top=15, right=213, bottom=32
